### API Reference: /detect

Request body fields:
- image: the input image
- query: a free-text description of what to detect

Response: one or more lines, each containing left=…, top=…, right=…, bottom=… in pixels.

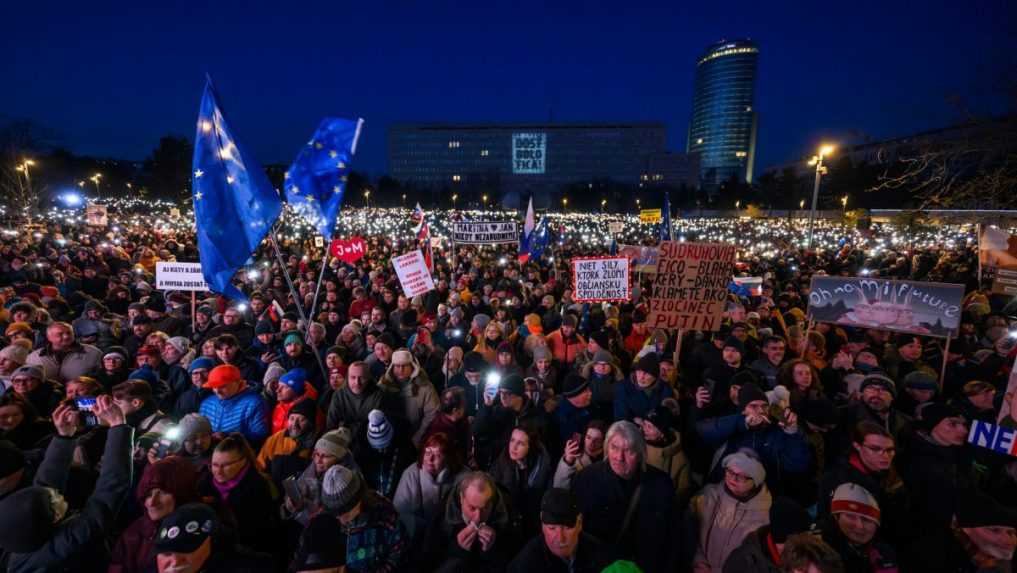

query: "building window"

left=448, top=141, right=461, bottom=149
left=480, top=149, right=489, bottom=157
left=696, top=138, right=704, bottom=145
left=735, top=151, right=747, bottom=158
left=452, top=174, right=461, bottom=182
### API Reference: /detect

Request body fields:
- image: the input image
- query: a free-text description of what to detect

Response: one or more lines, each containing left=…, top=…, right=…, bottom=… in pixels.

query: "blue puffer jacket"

left=613, top=378, right=674, bottom=422
left=696, top=413, right=812, bottom=494
left=199, top=387, right=269, bottom=444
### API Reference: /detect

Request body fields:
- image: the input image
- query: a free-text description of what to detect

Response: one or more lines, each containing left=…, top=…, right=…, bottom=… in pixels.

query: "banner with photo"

left=451, top=221, right=519, bottom=245
left=618, top=244, right=659, bottom=273
left=979, top=226, right=1017, bottom=295
left=807, top=276, right=964, bottom=338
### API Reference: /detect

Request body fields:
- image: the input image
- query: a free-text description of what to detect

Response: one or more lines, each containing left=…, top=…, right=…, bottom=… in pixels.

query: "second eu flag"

left=285, top=118, right=364, bottom=239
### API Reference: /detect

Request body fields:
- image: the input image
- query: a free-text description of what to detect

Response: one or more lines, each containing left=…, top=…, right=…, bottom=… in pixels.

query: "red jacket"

left=271, top=391, right=322, bottom=434
left=545, top=329, right=586, bottom=367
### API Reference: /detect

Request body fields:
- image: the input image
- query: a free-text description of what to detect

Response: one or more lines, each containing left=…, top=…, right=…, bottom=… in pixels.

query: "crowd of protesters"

left=0, top=203, right=1014, bottom=573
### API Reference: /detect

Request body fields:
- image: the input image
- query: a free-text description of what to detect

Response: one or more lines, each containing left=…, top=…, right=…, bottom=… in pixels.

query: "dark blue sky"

left=2, top=1, right=1014, bottom=176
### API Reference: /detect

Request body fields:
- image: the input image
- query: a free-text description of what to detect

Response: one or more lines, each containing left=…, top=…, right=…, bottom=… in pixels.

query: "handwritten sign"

left=807, top=276, right=964, bottom=338
left=451, top=221, right=518, bottom=245
left=330, top=237, right=367, bottom=264
left=155, top=262, right=209, bottom=292
left=647, top=242, right=735, bottom=331
left=968, top=420, right=1017, bottom=457
left=639, top=209, right=662, bottom=224
left=393, top=250, right=435, bottom=297
left=572, top=257, right=630, bottom=302
left=608, top=221, right=624, bottom=234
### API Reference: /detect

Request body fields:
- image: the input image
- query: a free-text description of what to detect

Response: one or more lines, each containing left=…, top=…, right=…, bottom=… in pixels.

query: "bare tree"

left=0, top=119, right=59, bottom=218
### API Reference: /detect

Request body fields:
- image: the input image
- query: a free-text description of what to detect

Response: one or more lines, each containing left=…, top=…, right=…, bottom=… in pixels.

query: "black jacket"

left=571, top=461, right=678, bottom=573
left=506, top=532, right=614, bottom=573
left=198, top=463, right=279, bottom=555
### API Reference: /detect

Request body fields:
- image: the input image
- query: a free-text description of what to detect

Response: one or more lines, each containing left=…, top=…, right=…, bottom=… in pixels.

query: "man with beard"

left=207, top=305, right=254, bottom=350
left=213, top=334, right=265, bottom=391
left=820, top=483, right=898, bottom=572
left=256, top=398, right=320, bottom=486
left=327, top=361, right=391, bottom=445
left=545, top=315, right=585, bottom=370
left=833, top=373, right=910, bottom=459
left=904, top=490, right=1017, bottom=572
left=507, top=488, right=614, bottom=573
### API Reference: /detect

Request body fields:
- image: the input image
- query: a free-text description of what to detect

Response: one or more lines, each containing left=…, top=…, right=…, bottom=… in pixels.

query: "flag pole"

left=308, top=226, right=337, bottom=328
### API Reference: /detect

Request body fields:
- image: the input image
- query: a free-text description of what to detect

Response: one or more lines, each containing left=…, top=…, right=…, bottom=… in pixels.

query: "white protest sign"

left=572, top=256, right=630, bottom=302
left=85, top=204, right=108, bottom=227
left=393, top=250, right=435, bottom=297
left=451, top=221, right=519, bottom=245
left=155, top=262, right=209, bottom=291
left=968, top=420, right=1017, bottom=457
left=608, top=221, right=624, bottom=234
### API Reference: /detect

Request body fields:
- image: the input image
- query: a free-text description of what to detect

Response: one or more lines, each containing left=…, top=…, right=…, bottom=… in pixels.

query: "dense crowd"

left=0, top=201, right=1015, bottom=573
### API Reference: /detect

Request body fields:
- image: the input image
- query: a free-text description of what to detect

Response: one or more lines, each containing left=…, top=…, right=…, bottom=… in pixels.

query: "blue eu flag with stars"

left=285, top=118, right=364, bottom=239
left=192, top=77, right=283, bottom=301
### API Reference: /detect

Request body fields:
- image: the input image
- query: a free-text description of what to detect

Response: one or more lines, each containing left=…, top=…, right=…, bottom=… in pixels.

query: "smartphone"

left=283, top=476, right=304, bottom=510
left=571, top=432, right=581, bottom=445
left=75, top=397, right=99, bottom=428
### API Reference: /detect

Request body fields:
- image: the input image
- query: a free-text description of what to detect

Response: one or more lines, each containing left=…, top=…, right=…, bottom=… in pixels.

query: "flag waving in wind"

left=285, top=118, right=364, bottom=239
left=518, top=196, right=536, bottom=263
left=192, top=77, right=283, bottom=301
left=412, top=202, right=434, bottom=273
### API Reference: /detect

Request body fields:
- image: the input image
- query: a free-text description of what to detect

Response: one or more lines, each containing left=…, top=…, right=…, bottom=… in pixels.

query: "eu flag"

left=192, top=77, right=283, bottom=301
left=285, top=118, right=364, bottom=239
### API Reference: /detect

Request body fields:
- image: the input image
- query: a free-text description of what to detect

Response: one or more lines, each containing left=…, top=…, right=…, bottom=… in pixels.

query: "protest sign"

left=639, top=209, right=661, bottom=223
left=647, top=241, right=736, bottom=331
left=393, top=250, right=435, bottom=297
left=607, top=221, right=624, bottom=234
left=155, top=262, right=209, bottom=291
left=451, top=221, right=518, bottom=245
left=330, top=237, right=367, bottom=264
left=806, top=276, right=964, bottom=337
left=979, top=226, right=1017, bottom=294
left=999, top=358, right=1017, bottom=425
left=968, top=420, right=1017, bottom=457
left=572, top=256, right=630, bottom=302
left=85, top=204, right=108, bottom=227
left=618, top=244, right=659, bottom=273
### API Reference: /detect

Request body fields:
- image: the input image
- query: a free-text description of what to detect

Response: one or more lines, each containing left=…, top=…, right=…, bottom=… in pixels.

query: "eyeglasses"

left=724, top=469, right=754, bottom=484
left=861, top=443, right=896, bottom=456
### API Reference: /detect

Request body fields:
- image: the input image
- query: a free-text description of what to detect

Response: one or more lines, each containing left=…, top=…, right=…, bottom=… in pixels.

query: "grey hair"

left=605, top=420, right=646, bottom=469
left=457, top=471, right=496, bottom=499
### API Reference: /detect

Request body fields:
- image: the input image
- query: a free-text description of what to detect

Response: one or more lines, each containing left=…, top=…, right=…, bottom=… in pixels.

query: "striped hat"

left=830, top=483, right=880, bottom=525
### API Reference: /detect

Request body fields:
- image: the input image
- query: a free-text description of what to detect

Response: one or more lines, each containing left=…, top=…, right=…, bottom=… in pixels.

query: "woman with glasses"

left=198, top=433, right=279, bottom=556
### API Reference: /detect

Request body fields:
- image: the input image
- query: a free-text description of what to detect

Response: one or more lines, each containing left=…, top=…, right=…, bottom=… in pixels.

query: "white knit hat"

left=722, top=449, right=766, bottom=485
left=0, top=345, right=29, bottom=367
left=830, top=483, right=881, bottom=525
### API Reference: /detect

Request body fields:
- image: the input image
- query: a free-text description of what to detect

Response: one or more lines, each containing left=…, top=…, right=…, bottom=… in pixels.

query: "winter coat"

left=198, top=462, right=278, bottom=554
left=697, top=413, right=812, bottom=494
left=820, top=519, right=899, bottom=573
left=380, top=360, right=440, bottom=447
left=613, top=379, right=674, bottom=422
left=392, top=463, right=460, bottom=544
left=326, top=383, right=389, bottom=446
left=506, top=532, right=615, bottom=573
left=25, top=342, right=103, bottom=384
left=645, top=431, right=692, bottom=503
left=299, top=493, right=407, bottom=573
left=551, top=396, right=593, bottom=447
left=447, top=372, right=486, bottom=418
left=722, top=526, right=781, bottom=573
left=544, top=329, right=586, bottom=367
left=355, top=434, right=417, bottom=501
left=6, top=383, right=65, bottom=420
left=749, top=358, right=782, bottom=390
left=490, top=445, right=553, bottom=537
left=897, top=430, right=977, bottom=536
left=580, top=361, right=624, bottom=420
left=198, top=387, right=269, bottom=444
left=572, top=461, right=677, bottom=573
left=690, top=482, right=772, bottom=571
left=472, top=399, right=550, bottom=470
left=423, top=476, right=515, bottom=573
left=7, top=426, right=134, bottom=573
left=551, top=452, right=598, bottom=489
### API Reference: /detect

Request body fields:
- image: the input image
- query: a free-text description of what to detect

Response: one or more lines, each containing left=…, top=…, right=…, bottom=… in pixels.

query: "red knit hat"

left=830, top=483, right=881, bottom=525
left=203, top=364, right=242, bottom=389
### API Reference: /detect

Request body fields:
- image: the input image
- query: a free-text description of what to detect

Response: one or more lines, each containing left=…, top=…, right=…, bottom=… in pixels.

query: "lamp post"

left=806, top=144, right=835, bottom=249
left=562, top=197, right=568, bottom=213
left=90, top=173, right=103, bottom=199
left=841, top=195, right=848, bottom=212
left=451, top=193, right=458, bottom=210
left=482, top=194, right=488, bottom=210
left=601, top=198, right=607, bottom=213
left=363, top=189, right=371, bottom=208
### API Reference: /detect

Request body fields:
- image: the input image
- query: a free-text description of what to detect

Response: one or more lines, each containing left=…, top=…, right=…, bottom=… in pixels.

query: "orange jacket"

left=545, top=329, right=586, bottom=366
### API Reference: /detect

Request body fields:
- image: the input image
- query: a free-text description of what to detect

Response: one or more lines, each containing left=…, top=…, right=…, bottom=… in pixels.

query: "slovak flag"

left=518, top=196, right=536, bottom=263
left=412, top=203, right=434, bottom=273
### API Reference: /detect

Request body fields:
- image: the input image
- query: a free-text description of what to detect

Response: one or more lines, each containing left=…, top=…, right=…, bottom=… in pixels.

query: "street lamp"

left=841, top=195, right=848, bottom=212
left=806, top=143, right=835, bottom=249
left=90, top=173, right=103, bottom=199
left=451, top=193, right=458, bottom=210
left=482, top=194, right=488, bottom=209
left=601, top=198, right=607, bottom=213
left=735, top=200, right=741, bottom=210
left=562, top=197, right=568, bottom=212
left=363, top=189, right=371, bottom=208
left=401, top=193, right=407, bottom=207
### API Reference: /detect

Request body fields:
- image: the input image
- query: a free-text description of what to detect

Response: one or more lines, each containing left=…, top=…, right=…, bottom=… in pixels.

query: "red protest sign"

left=330, top=237, right=367, bottom=264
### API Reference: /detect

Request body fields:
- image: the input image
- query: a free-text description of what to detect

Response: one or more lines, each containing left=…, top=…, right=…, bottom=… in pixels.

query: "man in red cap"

left=198, top=364, right=269, bottom=446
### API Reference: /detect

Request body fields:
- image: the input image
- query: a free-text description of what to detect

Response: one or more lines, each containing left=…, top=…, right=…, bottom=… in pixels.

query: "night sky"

left=2, top=1, right=1014, bottom=176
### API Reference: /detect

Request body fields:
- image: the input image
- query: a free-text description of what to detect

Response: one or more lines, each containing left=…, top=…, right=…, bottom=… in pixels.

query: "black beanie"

left=770, top=497, right=813, bottom=543
left=0, top=441, right=25, bottom=479
left=635, top=354, right=660, bottom=378
left=724, top=336, right=745, bottom=355
left=919, top=402, right=964, bottom=432
left=0, top=486, right=57, bottom=553
left=500, top=374, right=526, bottom=397
left=738, top=382, right=768, bottom=408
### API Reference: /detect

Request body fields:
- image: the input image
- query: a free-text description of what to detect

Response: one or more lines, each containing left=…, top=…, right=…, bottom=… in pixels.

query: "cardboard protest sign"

left=393, top=250, right=435, bottom=297
left=618, top=244, right=659, bottom=273
left=451, top=221, right=518, bottom=245
left=572, top=257, right=630, bottom=302
left=647, top=241, right=736, bottom=331
left=155, top=262, right=209, bottom=291
left=608, top=221, right=624, bottom=234
left=330, top=237, right=367, bottom=264
left=85, top=204, right=108, bottom=227
left=807, top=276, right=964, bottom=338
left=968, top=420, right=1017, bottom=457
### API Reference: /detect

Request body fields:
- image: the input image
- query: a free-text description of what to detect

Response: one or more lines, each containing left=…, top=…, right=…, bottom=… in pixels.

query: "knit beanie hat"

left=367, top=409, right=394, bottom=450
left=289, top=398, right=318, bottom=423
left=722, top=449, right=766, bottom=485
left=0, top=486, right=57, bottom=553
left=473, top=313, right=492, bottom=330
left=165, top=337, right=190, bottom=355
left=279, top=368, right=307, bottom=395
left=0, top=441, right=26, bottom=479
left=315, top=430, right=350, bottom=460
left=903, top=370, right=938, bottom=392
left=321, top=465, right=365, bottom=516
left=500, top=374, right=526, bottom=397
left=635, top=354, right=660, bottom=378
left=0, top=345, right=29, bottom=367
left=12, top=365, right=43, bottom=381
left=724, top=336, right=746, bottom=354
left=188, top=357, right=215, bottom=374
left=600, top=561, right=642, bottom=573
left=128, top=366, right=159, bottom=387
left=592, top=349, right=614, bottom=365
left=918, top=402, right=964, bottom=432
left=103, top=346, right=129, bottom=363
left=391, top=349, right=413, bottom=366
left=136, top=456, right=199, bottom=505
left=283, top=332, right=303, bottom=347
left=645, top=405, right=676, bottom=434
left=177, top=414, right=212, bottom=442
left=254, top=320, right=274, bottom=335
left=830, top=483, right=881, bottom=525
left=263, top=362, right=286, bottom=387
left=532, top=346, right=552, bottom=363
left=770, top=497, right=813, bottom=543
left=860, top=373, right=896, bottom=397
left=561, top=373, right=590, bottom=398
left=738, top=382, right=768, bottom=408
